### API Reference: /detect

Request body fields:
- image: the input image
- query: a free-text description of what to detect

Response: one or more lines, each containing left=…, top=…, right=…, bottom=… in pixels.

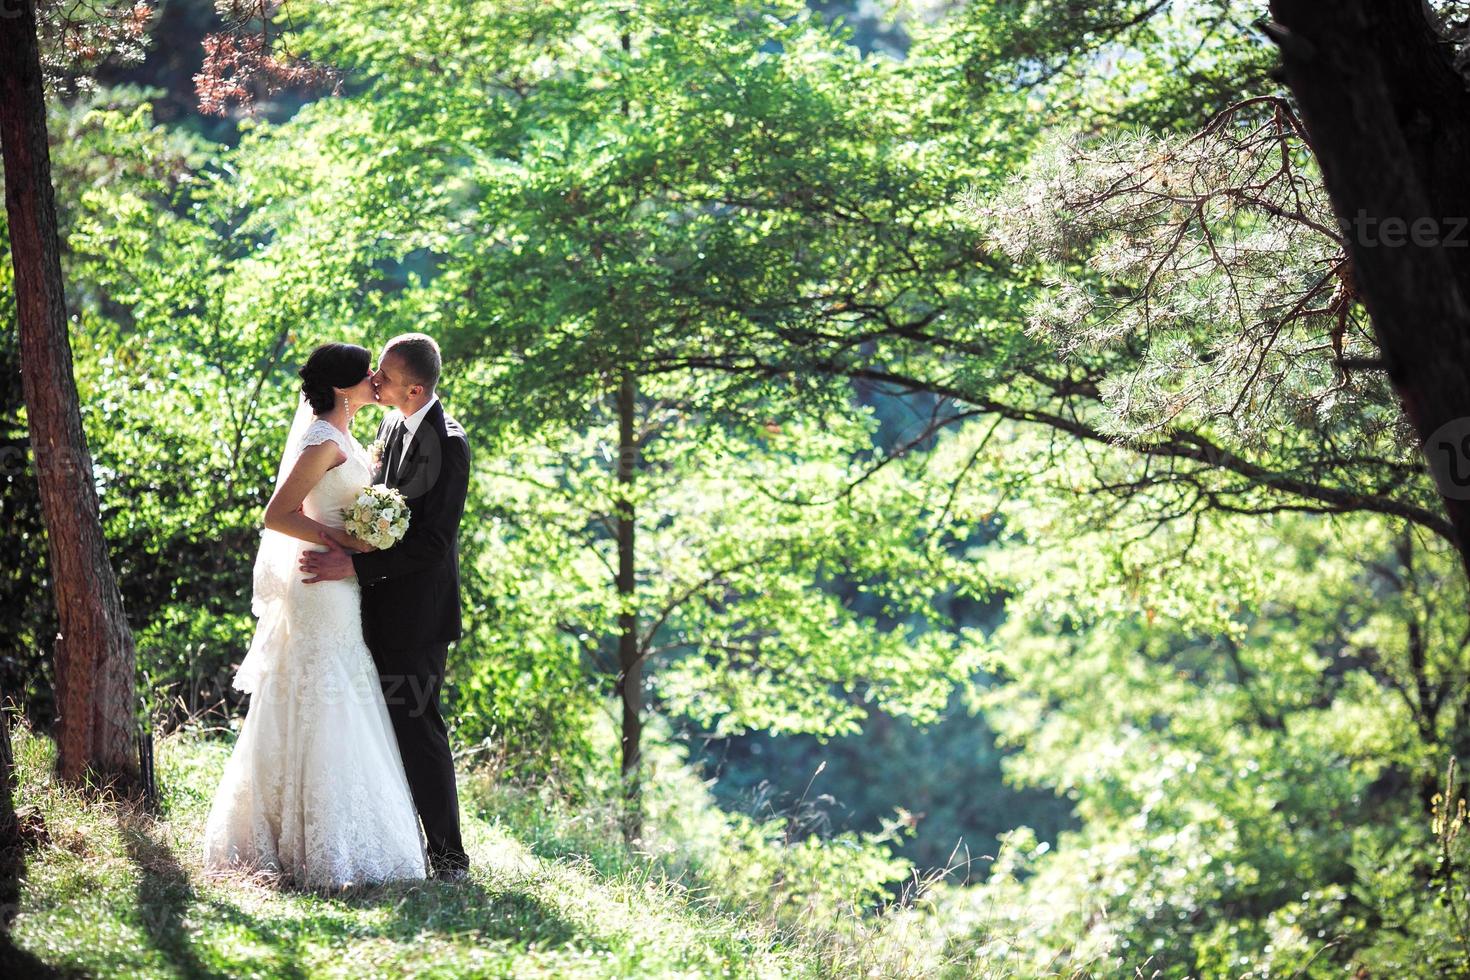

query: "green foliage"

left=970, top=121, right=1402, bottom=465
left=472, top=382, right=985, bottom=745
left=278, top=0, right=1034, bottom=436
left=452, top=463, right=599, bottom=781
left=1345, top=759, right=1470, bottom=975
left=57, top=2, right=1018, bottom=742
left=898, top=419, right=1470, bottom=975
left=9, top=2, right=1470, bottom=974
left=19, top=87, right=595, bottom=768
left=930, top=0, right=1277, bottom=132
left=14, top=0, right=1002, bottom=779
left=0, top=213, right=57, bottom=721
left=695, top=686, right=1078, bottom=878
left=48, top=88, right=353, bottom=725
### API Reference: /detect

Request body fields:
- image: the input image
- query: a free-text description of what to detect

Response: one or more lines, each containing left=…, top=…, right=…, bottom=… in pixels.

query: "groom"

left=300, top=332, right=471, bottom=880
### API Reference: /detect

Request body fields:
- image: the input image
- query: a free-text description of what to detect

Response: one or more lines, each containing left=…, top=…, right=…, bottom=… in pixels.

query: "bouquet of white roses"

left=342, top=484, right=410, bottom=550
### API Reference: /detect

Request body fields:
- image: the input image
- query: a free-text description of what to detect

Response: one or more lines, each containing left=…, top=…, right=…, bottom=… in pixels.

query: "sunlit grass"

left=6, top=725, right=802, bottom=979
left=4, top=720, right=1108, bottom=979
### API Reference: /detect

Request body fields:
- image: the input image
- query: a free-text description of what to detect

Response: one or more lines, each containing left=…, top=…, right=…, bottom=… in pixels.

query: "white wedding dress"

left=203, top=416, right=427, bottom=888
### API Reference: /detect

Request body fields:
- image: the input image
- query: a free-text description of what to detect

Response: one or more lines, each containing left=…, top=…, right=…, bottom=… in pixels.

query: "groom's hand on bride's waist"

left=300, top=533, right=355, bottom=584
left=326, top=526, right=377, bottom=554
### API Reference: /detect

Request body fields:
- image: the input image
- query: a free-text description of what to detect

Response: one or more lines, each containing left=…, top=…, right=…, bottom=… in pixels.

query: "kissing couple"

left=203, top=333, right=472, bottom=887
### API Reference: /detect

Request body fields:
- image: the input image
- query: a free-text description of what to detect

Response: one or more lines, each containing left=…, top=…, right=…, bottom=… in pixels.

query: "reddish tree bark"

left=1266, top=0, right=1470, bottom=581
left=0, top=0, right=141, bottom=793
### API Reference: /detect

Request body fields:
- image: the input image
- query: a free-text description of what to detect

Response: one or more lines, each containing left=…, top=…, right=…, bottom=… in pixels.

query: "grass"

left=2, top=718, right=1114, bottom=979
left=2, top=724, right=814, bottom=979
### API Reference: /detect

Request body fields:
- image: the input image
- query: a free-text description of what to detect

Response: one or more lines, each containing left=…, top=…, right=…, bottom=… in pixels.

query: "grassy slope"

left=4, top=727, right=814, bottom=979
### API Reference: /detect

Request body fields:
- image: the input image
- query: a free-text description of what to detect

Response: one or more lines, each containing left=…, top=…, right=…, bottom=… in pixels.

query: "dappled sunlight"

left=6, top=1, right=1470, bottom=976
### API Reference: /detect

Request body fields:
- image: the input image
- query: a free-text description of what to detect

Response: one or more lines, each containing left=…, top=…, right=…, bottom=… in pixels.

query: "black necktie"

left=384, top=419, right=407, bottom=484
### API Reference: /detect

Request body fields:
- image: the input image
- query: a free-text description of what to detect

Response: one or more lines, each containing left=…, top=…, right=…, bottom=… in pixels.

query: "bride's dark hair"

left=298, top=343, right=371, bottom=414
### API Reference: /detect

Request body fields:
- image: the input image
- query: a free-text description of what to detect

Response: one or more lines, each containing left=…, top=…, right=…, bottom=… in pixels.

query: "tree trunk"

left=612, top=20, right=642, bottom=843
left=0, top=0, right=142, bottom=793
left=614, top=369, right=642, bottom=841
left=1266, top=0, right=1470, bottom=582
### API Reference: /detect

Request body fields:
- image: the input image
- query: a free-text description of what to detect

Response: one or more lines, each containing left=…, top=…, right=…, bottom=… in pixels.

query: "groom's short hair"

left=384, top=333, right=441, bottom=391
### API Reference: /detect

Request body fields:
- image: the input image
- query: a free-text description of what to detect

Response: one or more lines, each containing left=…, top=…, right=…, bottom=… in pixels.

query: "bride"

left=203, top=342, right=427, bottom=888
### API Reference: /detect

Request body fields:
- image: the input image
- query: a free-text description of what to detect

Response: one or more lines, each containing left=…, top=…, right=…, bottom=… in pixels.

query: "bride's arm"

left=262, top=442, right=350, bottom=546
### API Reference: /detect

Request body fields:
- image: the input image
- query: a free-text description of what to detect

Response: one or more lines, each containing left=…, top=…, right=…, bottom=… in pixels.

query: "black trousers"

left=371, top=641, right=468, bottom=872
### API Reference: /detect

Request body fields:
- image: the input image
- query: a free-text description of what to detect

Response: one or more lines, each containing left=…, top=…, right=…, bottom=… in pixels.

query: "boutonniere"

left=368, top=436, right=388, bottom=470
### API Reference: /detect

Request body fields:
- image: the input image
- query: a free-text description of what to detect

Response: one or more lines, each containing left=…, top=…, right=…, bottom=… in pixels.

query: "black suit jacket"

left=353, top=400, right=469, bottom=651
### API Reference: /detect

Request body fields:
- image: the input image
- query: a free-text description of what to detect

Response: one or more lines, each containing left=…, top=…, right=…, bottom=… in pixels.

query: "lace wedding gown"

left=203, top=418, right=427, bottom=887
